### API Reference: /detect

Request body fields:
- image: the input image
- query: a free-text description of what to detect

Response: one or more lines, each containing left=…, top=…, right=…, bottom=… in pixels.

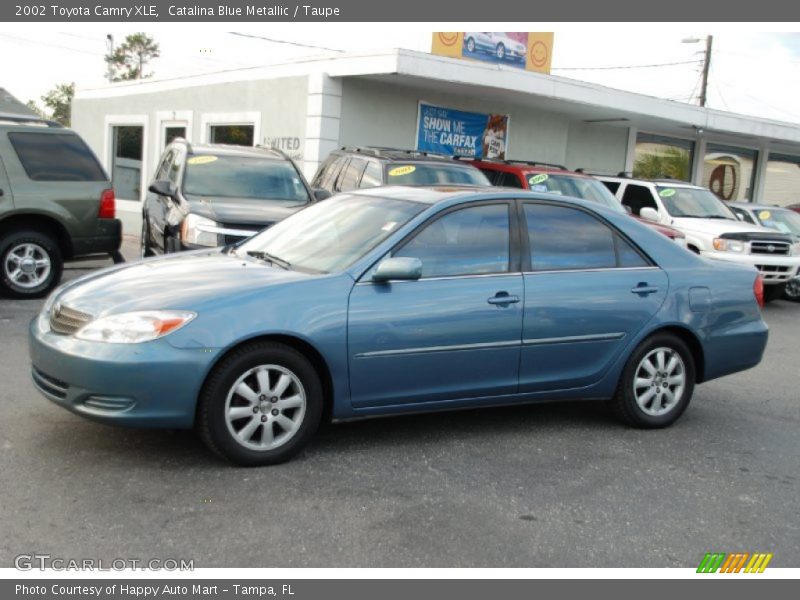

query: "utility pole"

left=699, top=35, right=713, bottom=108
left=105, top=34, right=114, bottom=83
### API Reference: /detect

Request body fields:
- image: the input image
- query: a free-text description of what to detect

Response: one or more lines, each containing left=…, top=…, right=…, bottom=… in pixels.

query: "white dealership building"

left=71, top=48, right=800, bottom=219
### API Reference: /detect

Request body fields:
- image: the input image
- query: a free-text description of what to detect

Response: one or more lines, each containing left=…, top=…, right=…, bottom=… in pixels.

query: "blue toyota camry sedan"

left=29, top=187, right=769, bottom=465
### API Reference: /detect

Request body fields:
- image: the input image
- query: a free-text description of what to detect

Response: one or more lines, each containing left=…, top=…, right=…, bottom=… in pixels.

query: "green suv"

left=0, top=115, right=122, bottom=298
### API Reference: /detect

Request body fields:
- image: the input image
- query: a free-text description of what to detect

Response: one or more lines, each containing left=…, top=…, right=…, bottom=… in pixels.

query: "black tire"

left=496, top=43, right=505, bottom=60
left=140, top=214, right=154, bottom=258
left=197, top=341, right=323, bottom=466
left=0, top=230, right=63, bottom=299
left=763, top=283, right=786, bottom=304
left=466, top=37, right=475, bottom=53
left=610, top=333, right=695, bottom=429
left=784, top=278, right=800, bottom=303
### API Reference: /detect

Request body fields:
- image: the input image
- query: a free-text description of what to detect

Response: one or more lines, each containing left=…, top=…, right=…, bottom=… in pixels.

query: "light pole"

left=105, top=34, right=114, bottom=83
left=682, top=35, right=713, bottom=107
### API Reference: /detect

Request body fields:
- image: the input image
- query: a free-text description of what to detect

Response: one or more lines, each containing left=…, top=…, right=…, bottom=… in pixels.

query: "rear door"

left=519, top=201, right=667, bottom=392
left=0, top=151, right=13, bottom=209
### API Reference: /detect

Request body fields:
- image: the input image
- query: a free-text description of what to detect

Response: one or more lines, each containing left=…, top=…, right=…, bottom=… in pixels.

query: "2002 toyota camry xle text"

left=29, top=187, right=769, bottom=465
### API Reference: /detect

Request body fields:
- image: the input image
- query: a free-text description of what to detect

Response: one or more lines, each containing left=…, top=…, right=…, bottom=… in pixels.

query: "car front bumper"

left=28, top=317, right=221, bottom=428
left=700, top=250, right=800, bottom=284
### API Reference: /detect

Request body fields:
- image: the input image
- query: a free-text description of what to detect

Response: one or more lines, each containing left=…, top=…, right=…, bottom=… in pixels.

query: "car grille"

left=756, top=264, right=793, bottom=282
left=220, top=222, right=265, bottom=246
left=31, top=367, right=69, bottom=399
left=751, top=241, right=791, bottom=255
left=49, top=304, right=93, bottom=335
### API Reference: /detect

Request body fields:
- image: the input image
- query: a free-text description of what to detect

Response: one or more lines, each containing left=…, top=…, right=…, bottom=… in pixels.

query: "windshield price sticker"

left=659, top=188, right=676, bottom=197
left=758, top=210, right=772, bottom=220
left=187, top=155, right=218, bottom=165
left=388, top=165, right=416, bottom=177
left=529, top=173, right=549, bottom=185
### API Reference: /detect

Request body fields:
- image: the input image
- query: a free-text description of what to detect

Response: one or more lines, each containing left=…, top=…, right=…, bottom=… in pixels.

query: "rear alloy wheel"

left=197, top=342, right=323, bottom=466
left=763, top=283, right=786, bottom=303
left=0, top=230, right=63, bottom=299
left=784, top=278, right=800, bottom=303
left=496, top=43, right=506, bottom=60
left=610, top=333, right=695, bottom=428
left=466, top=37, right=476, bottom=53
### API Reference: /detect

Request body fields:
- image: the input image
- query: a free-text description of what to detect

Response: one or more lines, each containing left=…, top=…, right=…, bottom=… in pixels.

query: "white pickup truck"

left=597, top=176, right=800, bottom=302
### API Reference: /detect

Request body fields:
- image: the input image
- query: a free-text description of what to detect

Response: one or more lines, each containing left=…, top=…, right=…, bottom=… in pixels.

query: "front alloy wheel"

left=496, top=43, right=505, bottom=60
left=198, top=342, right=323, bottom=465
left=610, top=333, right=695, bottom=428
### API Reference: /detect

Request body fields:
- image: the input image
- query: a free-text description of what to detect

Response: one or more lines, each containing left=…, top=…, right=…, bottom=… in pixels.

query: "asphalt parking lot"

left=1, top=235, right=798, bottom=568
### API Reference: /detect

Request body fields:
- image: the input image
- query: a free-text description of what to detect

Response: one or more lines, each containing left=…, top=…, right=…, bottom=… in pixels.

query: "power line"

left=552, top=59, right=702, bottom=71
left=228, top=32, right=344, bottom=53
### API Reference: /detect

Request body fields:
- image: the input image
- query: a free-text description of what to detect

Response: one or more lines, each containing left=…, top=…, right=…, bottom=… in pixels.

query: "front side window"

left=8, top=132, right=106, bottom=182
left=525, top=204, right=648, bottom=271
left=237, top=194, right=426, bottom=273
left=183, top=155, right=310, bottom=204
left=339, top=158, right=367, bottom=192
left=360, top=161, right=382, bottom=189
left=621, top=184, right=658, bottom=216
left=394, top=204, right=510, bottom=278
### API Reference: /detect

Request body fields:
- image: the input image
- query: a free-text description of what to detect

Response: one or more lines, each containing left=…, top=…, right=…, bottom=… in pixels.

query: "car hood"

left=55, top=251, right=311, bottom=317
left=186, top=196, right=308, bottom=226
left=670, top=217, right=777, bottom=236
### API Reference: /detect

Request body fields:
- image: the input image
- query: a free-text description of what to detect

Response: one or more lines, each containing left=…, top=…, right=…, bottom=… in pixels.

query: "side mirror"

left=148, top=179, right=175, bottom=199
left=735, top=213, right=746, bottom=221
left=313, top=188, right=332, bottom=201
left=640, top=207, right=661, bottom=223
left=372, top=257, right=423, bottom=283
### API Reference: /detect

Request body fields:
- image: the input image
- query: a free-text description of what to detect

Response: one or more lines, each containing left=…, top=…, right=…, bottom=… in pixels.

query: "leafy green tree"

left=105, top=33, right=160, bottom=81
left=634, top=147, right=691, bottom=181
left=41, top=82, right=74, bottom=126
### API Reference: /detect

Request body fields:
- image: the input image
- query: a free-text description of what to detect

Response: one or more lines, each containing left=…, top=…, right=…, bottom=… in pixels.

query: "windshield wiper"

left=246, top=250, right=291, bottom=270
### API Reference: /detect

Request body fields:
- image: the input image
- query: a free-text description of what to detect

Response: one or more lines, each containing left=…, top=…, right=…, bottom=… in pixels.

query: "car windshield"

left=184, top=154, right=310, bottom=204
left=754, top=207, right=800, bottom=236
left=235, top=194, right=426, bottom=273
left=384, top=163, right=489, bottom=186
left=657, top=186, right=737, bottom=220
left=527, top=173, right=626, bottom=213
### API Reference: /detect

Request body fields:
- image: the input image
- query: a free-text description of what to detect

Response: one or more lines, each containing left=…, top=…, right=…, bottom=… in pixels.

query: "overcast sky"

left=1, top=25, right=798, bottom=123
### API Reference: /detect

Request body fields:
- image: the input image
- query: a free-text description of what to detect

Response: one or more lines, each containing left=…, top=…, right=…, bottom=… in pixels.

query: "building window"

left=703, top=143, right=758, bottom=201
left=111, top=125, right=143, bottom=201
left=763, top=153, right=800, bottom=207
left=209, top=124, right=254, bottom=146
left=633, top=133, right=694, bottom=182
left=164, top=126, right=186, bottom=146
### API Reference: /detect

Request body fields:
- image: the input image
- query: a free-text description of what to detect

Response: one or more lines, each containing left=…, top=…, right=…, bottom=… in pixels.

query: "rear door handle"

left=631, top=283, right=659, bottom=296
left=488, top=292, right=520, bottom=305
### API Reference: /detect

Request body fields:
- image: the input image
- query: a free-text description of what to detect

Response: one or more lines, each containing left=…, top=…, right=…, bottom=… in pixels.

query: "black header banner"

left=1, top=0, right=796, bottom=22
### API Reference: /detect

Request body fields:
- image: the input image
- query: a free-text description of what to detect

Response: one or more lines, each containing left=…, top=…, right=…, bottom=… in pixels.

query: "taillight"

left=754, top=275, right=764, bottom=308
left=98, top=188, right=115, bottom=219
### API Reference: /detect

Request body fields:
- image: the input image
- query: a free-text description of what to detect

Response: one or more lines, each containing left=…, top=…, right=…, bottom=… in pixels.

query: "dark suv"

left=0, top=115, right=121, bottom=298
left=311, top=147, right=490, bottom=193
left=142, top=141, right=325, bottom=255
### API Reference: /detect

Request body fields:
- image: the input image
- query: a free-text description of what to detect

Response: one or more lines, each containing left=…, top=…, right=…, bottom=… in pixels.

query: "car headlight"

left=712, top=238, right=746, bottom=253
left=75, top=311, right=196, bottom=344
left=792, top=242, right=800, bottom=256
left=181, top=213, right=219, bottom=247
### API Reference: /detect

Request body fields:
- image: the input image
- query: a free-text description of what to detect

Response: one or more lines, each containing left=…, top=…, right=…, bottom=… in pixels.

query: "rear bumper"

left=70, top=218, right=123, bottom=258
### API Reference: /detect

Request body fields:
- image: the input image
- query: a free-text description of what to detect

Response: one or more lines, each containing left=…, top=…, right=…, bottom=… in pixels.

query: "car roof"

left=177, top=141, right=289, bottom=160
left=469, top=159, right=593, bottom=177
left=595, top=175, right=704, bottom=189
left=728, top=201, right=790, bottom=211
left=334, top=147, right=476, bottom=164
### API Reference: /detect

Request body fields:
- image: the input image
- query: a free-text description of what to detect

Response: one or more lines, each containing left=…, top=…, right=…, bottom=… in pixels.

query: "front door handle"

left=488, top=292, right=520, bottom=305
left=631, top=283, right=659, bottom=296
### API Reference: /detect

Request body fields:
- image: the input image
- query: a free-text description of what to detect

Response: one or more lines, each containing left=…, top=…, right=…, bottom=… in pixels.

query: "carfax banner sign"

left=416, top=102, right=509, bottom=159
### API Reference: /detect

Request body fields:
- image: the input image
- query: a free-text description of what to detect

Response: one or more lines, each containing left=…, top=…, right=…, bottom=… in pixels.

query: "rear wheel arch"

left=647, top=325, right=706, bottom=383
left=197, top=334, right=335, bottom=424
left=0, top=213, right=74, bottom=258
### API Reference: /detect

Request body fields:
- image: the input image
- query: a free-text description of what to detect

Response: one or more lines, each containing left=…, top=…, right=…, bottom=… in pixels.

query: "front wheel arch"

left=196, top=334, right=334, bottom=426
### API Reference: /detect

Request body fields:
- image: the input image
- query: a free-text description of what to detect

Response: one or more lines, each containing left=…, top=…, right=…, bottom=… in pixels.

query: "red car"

left=470, top=159, right=687, bottom=246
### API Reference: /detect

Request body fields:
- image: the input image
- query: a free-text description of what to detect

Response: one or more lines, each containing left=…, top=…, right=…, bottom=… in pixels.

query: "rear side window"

left=524, top=203, right=648, bottom=271
left=621, top=184, right=658, bottom=216
left=8, top=132, right=107, bottom=182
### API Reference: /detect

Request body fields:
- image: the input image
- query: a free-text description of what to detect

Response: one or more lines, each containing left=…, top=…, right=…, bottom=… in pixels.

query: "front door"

left=348, top=202, right=524, bottom=408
